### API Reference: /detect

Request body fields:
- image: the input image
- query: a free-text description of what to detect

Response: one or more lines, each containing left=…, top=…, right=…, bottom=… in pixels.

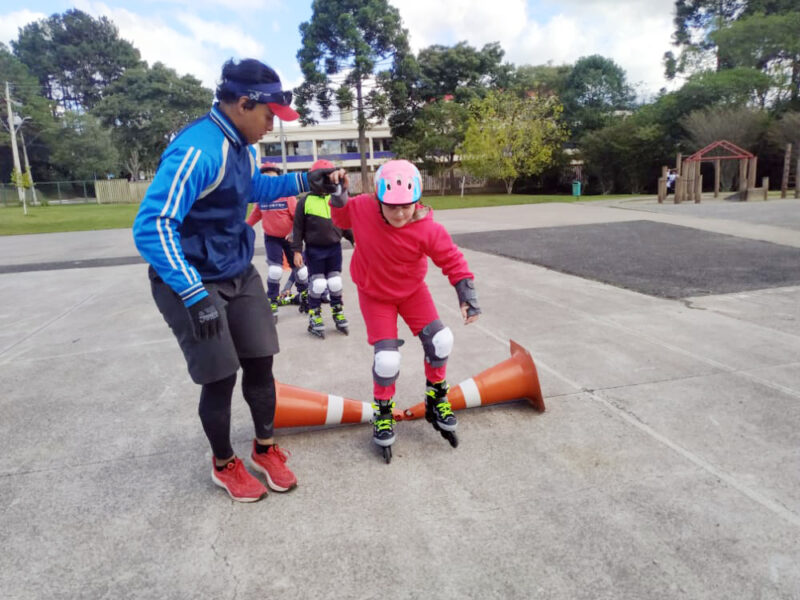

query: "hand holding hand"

left=308, top=167, right=347, bottom=195
left=293, top=251, right=304, bottom=268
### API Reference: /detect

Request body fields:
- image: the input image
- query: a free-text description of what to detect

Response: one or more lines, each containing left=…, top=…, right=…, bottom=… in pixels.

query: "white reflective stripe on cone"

left=360, top=402, right=373, bottom=423
left=325, top=395, right=344, bottom=425
left=459, top=378, right=482, bottom=408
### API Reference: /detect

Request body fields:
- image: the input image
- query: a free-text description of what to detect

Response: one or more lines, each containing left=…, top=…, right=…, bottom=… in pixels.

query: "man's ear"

left=236, top=96, right=250, bottom=113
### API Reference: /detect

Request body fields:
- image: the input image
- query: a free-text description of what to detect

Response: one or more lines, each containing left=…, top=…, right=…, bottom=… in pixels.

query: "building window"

left=262, top=140, right=314, bottom=157
left=373, top=137, right=393, bottom=152
left=317, top=139, right=359, bottom=155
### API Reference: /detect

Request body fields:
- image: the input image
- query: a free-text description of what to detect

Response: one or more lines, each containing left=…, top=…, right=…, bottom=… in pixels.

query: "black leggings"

left=198, top=356, right=276, bottom=460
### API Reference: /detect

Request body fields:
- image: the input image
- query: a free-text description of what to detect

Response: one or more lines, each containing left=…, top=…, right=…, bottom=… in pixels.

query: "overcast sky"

left=1, top=0, right=680, bottom=107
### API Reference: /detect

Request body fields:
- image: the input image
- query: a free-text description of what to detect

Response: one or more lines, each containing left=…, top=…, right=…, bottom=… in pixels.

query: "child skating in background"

left=247, top=162, right=309, bottom=318
left=291, top=159, right=354, bottom=338
left=329, top=159, right=481, bottom=462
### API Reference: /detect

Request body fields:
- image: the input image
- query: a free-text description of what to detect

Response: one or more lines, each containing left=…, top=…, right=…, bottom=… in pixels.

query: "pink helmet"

left=375, top=160, right=422, bottom=205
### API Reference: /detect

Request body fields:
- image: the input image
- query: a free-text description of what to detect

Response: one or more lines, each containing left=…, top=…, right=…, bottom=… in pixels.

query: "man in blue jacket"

left=133, top=58, right=341, bottom=502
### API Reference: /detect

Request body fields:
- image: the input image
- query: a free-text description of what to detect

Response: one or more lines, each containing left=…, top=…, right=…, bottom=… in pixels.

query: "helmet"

left=311, top=159, right=335, bottom=171
left=260, top=161, right=280, bottom=174
left=375, top=160, right=422, bottom=205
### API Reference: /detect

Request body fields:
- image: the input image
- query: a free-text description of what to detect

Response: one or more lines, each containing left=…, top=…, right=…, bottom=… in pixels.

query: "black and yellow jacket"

left=291, top=193, right=354, bottom=252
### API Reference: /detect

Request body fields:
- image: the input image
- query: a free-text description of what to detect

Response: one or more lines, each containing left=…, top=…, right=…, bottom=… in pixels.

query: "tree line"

left=1, top=1, right=798, bottom=195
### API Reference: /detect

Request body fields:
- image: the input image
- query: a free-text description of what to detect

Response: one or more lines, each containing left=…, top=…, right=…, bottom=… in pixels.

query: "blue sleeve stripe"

left=181, top=282, right=206, bottom=301
left=156, top=147, right=203, bottom=286
left=198, top=139, right=228, bottom=199
left=296, top=172, right=309, bottom=193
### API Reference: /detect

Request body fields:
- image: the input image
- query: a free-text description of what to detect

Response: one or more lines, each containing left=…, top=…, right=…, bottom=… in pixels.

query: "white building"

left=257, top=116, right=395, bottom=173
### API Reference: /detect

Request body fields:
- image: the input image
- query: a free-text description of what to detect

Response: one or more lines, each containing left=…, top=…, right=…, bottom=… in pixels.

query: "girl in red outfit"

left=330, top=159, right=481, bottom=461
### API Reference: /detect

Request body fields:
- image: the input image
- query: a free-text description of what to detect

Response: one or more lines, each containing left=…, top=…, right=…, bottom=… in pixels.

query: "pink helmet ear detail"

left=374, top=160, right=422, bottom=205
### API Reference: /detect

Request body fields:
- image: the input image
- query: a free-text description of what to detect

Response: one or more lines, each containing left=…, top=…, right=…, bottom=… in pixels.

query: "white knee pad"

left=327, top=275, right=343, bottom=293
left=373, top=350, right=401, bottom=384
left=419, top=320, right=453, bottom=367
left=267, top=265, right=284, bottom=283
left=311, top=277, right=328, bottom=295
left=372, top=338, right=404, bottom=387
left=296, top=265, right=309, bottom=284
left=432, top=327, right=454, bottom=359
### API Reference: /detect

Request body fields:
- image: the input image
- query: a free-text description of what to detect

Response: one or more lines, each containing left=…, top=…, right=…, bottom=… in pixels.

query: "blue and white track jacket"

left=133, top=105, right=310, bottom=307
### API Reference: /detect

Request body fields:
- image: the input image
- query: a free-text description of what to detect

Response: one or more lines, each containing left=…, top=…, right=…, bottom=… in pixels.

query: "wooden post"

left=688, top=161, right=696, bottom=203
left=739, top=159, right=748, bottom=199
left=658, top=165, right=667, bottom=203
left=714, top=159, right=720, bottom=198
left=695, top=174, right=703, bottom=203
left=674, top=176, right=682, bottom=204
left=781, top=143, right=791, bottom=198
left=762, top=177, right=769, bottom=201
left=748, top=157, right=758, bottom=190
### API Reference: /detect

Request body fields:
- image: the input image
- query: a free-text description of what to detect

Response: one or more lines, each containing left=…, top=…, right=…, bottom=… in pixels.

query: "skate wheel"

left=382, top=446, right=392, bottom=464
left=441, top=430, right=458, bottom=448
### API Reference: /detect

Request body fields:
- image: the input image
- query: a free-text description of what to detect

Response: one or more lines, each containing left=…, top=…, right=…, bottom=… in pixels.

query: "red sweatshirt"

left=331, top=193, right=473, bottom=302
left=246, top=195, right=297, bottom=238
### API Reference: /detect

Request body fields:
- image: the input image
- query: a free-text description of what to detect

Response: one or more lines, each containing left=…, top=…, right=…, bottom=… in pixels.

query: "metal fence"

left=0, top=179, right=154, bottom=207
left=1, top=168, right=488, bottom=208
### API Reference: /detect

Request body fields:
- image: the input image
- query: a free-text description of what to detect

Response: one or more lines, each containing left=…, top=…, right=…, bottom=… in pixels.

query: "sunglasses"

left=246, top=89, right=293, bottom=106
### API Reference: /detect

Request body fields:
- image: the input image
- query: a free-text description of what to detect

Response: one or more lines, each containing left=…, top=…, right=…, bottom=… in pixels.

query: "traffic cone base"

left=401, top=339, right=544, bottom=420
left=275, top=382, right=402, bottom=429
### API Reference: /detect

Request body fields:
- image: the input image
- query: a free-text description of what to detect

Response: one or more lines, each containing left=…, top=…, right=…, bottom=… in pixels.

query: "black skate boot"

left=298, top=290, right=309, bottom=313
left=268, top=298, right=279, bottom=323
left=424, top=380, right=458, bottom=448
left=307, top=307, right=325, bottom=338
left=331, top=304, right=349, bottom=335
left=278, top=292, right=297, bottom=306
left=372, top=399, right=396, bottom=463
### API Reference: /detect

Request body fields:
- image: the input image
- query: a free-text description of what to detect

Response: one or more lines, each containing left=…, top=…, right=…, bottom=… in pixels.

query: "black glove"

left=308, top=167, right=338, bottom=195
left=329, top=184, right=349, bottom=207
left=187, top=296, right=222, bottom=341
left=455, top=278, right=481, bottom=318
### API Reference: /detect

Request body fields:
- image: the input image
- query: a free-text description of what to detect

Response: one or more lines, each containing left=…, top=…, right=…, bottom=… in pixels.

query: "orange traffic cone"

left=274, top=382, right=402, bottom=428
left=401, top=339, right=545, bottom=420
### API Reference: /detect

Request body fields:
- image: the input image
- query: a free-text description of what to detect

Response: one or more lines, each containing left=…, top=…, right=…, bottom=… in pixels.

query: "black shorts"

left=149, top=264, right=279, bottom=384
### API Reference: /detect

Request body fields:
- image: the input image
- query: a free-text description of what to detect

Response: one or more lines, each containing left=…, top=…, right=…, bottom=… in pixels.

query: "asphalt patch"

left=453, top=220, right=800, bottom=299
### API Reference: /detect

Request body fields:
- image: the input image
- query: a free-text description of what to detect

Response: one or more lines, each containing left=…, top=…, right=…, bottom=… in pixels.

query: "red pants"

left=358, top=285, right=447, bottom=399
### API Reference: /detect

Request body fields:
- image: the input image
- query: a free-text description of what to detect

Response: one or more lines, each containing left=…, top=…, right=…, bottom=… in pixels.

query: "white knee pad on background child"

left=327, top=271, right=343, bottom=294
left=296, top=265, right=309, bottom=284
left=267, top=265, right=284, bottom=285
left=310, top=275, right=328, bottom=297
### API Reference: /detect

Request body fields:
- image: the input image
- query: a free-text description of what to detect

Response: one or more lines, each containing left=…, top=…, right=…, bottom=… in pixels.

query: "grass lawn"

left=0, top=193, right=642, bottom=236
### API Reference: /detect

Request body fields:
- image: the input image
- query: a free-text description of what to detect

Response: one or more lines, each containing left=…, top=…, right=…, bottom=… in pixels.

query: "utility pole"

left=5, top=81, right=26, bottom=213
left=18, top=125, right=37, bottom=206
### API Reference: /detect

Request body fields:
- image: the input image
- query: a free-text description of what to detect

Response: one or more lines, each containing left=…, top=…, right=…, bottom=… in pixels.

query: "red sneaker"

left=211, top=457, right=267, bottom=502
left=250, top=442, right=298, bottom=492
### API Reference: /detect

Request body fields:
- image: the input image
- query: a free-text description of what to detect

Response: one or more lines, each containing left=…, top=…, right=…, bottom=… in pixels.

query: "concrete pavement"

left=1, top=196, right=799, bottom=599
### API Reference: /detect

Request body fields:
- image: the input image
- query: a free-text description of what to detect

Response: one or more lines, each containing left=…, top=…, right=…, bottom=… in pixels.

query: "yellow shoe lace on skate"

left=436, top=400, right=454, bottom=419
left=372, top=401, right=396, bottom=431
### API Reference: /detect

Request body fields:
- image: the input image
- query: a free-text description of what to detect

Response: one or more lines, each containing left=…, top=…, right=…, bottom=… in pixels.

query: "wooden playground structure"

left=658, top=140, right=799, bottom=204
